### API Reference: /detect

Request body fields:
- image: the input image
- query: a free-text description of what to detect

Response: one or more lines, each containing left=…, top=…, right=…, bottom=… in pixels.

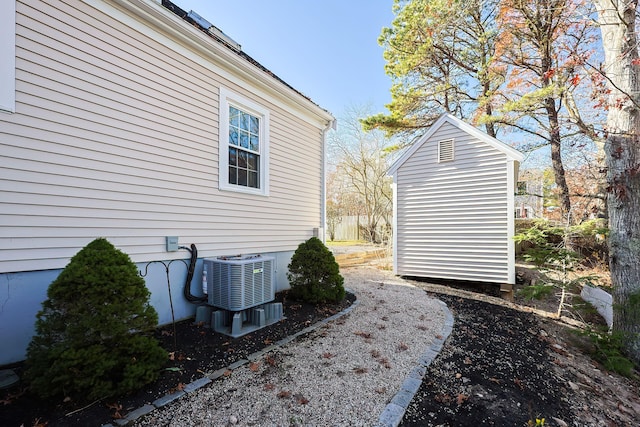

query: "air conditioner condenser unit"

left=204, top=255, right=275, bottom=311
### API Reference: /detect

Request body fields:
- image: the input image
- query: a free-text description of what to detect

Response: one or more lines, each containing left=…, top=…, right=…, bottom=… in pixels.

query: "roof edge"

left=107, top=0, right=334, bottom=126
left=388, top=113, right=523, bottom=175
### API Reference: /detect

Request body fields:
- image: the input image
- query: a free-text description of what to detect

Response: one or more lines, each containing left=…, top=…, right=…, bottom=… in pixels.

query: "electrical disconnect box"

left=166, top=236, right=179, bottom=252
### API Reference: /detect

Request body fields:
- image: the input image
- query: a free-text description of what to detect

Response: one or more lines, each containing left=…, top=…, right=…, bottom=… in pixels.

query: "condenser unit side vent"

left=204, top=255, right=275, bottom=311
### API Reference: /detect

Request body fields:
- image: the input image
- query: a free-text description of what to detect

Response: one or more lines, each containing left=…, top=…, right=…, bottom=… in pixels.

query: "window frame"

left=0, top=1, right=16, bottom=113
left=218, top=87, right=270, bottom=196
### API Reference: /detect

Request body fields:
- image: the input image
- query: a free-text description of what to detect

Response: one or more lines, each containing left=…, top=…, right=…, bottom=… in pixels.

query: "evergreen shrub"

left=287, top=237, right=345, bottom=304
left=25, top=238, right=166, bottom=402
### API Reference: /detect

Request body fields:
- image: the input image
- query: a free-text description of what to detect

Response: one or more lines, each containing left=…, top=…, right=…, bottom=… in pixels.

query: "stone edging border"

left=377, top=298, right=455, bottom=427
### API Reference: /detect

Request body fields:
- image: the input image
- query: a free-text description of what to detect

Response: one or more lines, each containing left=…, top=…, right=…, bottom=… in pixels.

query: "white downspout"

left=321, top=118, right=337, bottom=243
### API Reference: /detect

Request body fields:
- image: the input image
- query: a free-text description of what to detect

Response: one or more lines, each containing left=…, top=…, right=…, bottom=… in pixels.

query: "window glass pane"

left=238, top=150, right=247, bottom=168
left=249, top=135, right=259, bottom=151
left=229, top=107, right=239, bottom=128
left=248, top=171, right=258, bottom=188
left=228, top=166, right=237, bottom=185
left=240, top=112, right=250, bottom=131
left=229, top=129, right=238, bottom=147
left=247, top=153, right=258, bottom=171
left=250, top=116, right=259, bottom=134
left=229, top=147, right=237, bottom=166
left=238, top=169, right=247, bottom=186
left=239, top=131, right=249, bottom=149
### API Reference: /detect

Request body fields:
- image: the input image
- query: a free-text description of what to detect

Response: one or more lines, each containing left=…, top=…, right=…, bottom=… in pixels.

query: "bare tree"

left=328, top=107, right=394, bottom=244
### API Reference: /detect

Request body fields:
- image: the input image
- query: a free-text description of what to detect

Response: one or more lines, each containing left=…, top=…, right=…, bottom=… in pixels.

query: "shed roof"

left=388, top=113, right=523, bottom=176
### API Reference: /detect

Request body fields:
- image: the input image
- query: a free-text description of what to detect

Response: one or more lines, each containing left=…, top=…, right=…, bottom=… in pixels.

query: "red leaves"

left=570, top=74, right=581, bottom=86
left=543, top=69, right=556, bottom=80
left=456, top=393, right=469, bottom=405
left=277, top=390, right=291, bottom=399
left=272, top=388, right=308, bottom=405
left=354, top=331, right=373, bottom=339
left=106, top=402, right=123, bottom=419
left=295, top=393, right=309, bottom=405
left=632, top=58, right=640, bottom=66
left=264, top=355, right=277, bottom=367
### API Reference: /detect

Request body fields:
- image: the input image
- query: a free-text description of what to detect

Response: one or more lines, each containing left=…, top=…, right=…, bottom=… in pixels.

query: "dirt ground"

left=401, top=278, right=640, bottom=426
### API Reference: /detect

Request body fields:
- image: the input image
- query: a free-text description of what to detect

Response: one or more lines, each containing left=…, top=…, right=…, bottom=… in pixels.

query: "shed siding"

left=395, top=121, right=510, bottom=283
left=0, top=0, right=325, bottom=273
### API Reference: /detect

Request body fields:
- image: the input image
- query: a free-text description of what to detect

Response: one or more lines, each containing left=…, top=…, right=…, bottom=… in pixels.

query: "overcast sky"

left=172, top=1, right=396, bottom=118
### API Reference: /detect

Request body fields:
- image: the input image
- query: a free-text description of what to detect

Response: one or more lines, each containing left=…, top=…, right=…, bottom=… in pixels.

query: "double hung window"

left=219, top=87, right=269, bottom=195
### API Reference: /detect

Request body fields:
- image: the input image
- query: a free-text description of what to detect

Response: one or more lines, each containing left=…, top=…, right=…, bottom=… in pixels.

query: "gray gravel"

left=134, top=267, right=447, bottom=426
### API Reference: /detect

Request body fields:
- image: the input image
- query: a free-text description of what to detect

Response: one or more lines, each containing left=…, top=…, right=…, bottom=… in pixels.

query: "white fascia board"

left=388, top=113, right=523, bottom=175
left=92, top=0, right=334, bottom=128
left=447, top=114, right=524, bottom=162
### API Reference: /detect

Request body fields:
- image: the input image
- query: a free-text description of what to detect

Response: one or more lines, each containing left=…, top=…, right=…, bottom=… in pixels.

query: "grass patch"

left=326, top=240, right=367, bottom=247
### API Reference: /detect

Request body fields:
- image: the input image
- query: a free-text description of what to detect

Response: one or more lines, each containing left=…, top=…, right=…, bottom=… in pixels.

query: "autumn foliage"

left=25, top=238, right=166, bottom=402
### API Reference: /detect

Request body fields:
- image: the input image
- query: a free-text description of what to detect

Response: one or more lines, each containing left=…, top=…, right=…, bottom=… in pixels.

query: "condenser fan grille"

left=205, top=256, right=275, bottom=311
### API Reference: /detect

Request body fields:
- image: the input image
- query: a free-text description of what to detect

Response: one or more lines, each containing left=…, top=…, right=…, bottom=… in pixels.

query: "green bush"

left=25, top=238, right=166, bottom=402
left=287, top=237, right=345, bottom=304
left=581, top=328, right=636, bottom=378
left=517, top=284, right=555, bottom=301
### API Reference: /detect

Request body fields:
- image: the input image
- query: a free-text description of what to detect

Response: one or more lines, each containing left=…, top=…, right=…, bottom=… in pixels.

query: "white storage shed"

left=388, top=114, right=523, bottom=287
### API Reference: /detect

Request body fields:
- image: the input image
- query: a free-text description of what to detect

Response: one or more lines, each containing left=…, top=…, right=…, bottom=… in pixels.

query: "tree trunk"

left=547, top=101, right=572, bottom=219
left=541, top=44, right=571, bottom=219
left=595, top=0, right=640, bottom=364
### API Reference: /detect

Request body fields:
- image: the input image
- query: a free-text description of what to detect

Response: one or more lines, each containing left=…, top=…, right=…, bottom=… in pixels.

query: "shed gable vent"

left=438, top=139, right=454, bottom=162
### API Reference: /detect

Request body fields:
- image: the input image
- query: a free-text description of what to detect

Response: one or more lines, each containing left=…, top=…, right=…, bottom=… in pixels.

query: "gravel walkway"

left=134, top=267, right=449, bottom=426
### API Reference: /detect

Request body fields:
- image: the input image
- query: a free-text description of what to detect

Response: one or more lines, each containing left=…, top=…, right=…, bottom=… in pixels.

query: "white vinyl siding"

left=0, top=0, right=327, bottom=273
left=395, top=121, right=512, bottom=283
left=0, top=0, right=16, bottom=112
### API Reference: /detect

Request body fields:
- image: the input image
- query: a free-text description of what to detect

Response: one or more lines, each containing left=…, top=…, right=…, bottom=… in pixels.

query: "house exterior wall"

left=393, top=121, right=515, bottom=284
left=0, top=0, right=331, bottom=364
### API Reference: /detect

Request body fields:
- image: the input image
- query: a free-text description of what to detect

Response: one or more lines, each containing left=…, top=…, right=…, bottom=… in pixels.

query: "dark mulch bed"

left=401, top=294, right=572, bottom=427
left=0, top=291, right=355, bottom=427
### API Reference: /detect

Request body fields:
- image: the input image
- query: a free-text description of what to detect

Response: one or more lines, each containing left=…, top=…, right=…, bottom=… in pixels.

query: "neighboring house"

left=388, top=114, right=523, bottom=287
left=0, top=0, right=334, bottom=365
left=515, top=170, right=545, bottom=219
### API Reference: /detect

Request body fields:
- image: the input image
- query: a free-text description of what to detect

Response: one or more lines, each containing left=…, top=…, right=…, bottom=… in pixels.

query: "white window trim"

left=0, top=0, right=16, bottom=113
left=218, top=86, right=270, bottom=196
left=438, top=139, right=454, bottom=163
